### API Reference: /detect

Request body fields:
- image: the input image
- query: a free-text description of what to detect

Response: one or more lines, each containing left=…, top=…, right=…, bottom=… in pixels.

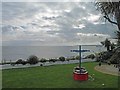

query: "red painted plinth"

left=73, top=72, right=88, bottom=81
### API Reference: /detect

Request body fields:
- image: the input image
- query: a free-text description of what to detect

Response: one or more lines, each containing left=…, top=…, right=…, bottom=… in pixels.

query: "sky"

left=1, top=1, right=118, bottom=46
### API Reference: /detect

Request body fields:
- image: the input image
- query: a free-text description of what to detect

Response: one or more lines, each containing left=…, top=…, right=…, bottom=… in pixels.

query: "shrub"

left=15, top=59, right=23, bottom=64
left=109, top=47, right=120, bottom=64
left=66, top=58, right=70, bottom=61
left=21, top=61, right=27, bottom=65
left=59, top=56, right=65, bottom=62
left=49, top=59, right=57, bottom=63
left=15, top=59, right=27, bottom=65
left=40, top=58, right=47, bottom=63
left=75, top=55, right=80, bottom=60
left=66, top=56, right=75, bottom=61
left=84, top=54, right=95, bottom=59
left=90, top=54, right=95, bottom=59
left=107, top=61, right=111, bottom=65
left=27, top=55, right=39, bottom=65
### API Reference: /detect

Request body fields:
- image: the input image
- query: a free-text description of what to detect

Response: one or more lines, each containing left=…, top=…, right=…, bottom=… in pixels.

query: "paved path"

left=0, top=59, right=95, bottom=70
left=95, top=64, right=120, bottom=76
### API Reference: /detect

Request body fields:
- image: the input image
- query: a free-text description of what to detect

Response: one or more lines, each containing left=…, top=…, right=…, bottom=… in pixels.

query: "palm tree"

left=96, top=1, right=120, bottom=46
left=102, top=38, right=111, bottom=51
left=116, top=31, right=120, bottom=46
left=111, top=42, right=115, bottom=51
left=101, top=38, right=116, bottom=51
left=105, top=39, right=111, bottom=51
left=96, top=1, right=120, bottom=30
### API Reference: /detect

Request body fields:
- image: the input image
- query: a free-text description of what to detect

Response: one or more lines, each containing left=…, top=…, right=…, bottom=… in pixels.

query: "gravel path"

left=95, top=64, right=120, bottom=76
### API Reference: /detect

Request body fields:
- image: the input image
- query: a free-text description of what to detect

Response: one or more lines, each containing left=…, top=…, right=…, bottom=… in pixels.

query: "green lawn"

left=2, top=62, right=119, bottom=88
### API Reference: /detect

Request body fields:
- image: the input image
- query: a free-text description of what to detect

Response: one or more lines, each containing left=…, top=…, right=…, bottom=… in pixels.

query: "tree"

left=105, top=38, right=111, bottom=51
left=27, top=55, right=39, bottom=65
left=111, top=42, right=115, bottom=51
left=59, top=56, right=65, bottom=62
left=15, top=59, right=27, bottom=65
left=116, top=31, right=120, bottom=45
left=40, top=58, right=47, bottom=66
left=101, top=38, right=111, bottom=51
left=100, top=41, right=105, bottom=46
left=49, top=58, right=57, bottom=63
left=96, top=1, right=120, bottom=46
left=75, top=55, right=80, bottom=60
left=96, top=1, right=120, bottom=30
left=101, top=38, right=116, bottom=51
left=15, top=59, right=23, bottom=64
left=84, top=54, right=95, bottom=59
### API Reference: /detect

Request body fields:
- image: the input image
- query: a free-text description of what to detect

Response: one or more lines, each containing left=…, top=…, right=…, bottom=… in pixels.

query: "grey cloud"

left=20, top=25, right=28, bottom=29
left=42, top=15, right=61, bottom=20
left=2, top=2, right=117, bottom=46
left=2, top=25, right=17, bottom=34
left=2, top=2, right=28, bottom=20
left=2, top=2, right=47, bottom=24
left=2, top=25, right=25, bottom=34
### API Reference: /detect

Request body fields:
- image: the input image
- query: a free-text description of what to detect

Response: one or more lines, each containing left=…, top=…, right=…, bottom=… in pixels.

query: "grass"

left=2, top=62, right=119, bottom=88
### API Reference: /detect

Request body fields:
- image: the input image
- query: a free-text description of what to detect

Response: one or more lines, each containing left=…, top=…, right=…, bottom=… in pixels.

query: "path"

left=95, top=64, right=120, bottom=76
left=0, top=59, right=95, bottom=70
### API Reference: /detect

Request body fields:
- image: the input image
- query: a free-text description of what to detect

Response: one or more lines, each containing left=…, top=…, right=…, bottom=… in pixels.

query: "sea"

left=2, top=45, right=107, bottom=62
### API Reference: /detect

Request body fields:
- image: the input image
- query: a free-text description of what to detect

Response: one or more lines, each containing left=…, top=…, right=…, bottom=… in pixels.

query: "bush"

left=15, top=59, right=27, bottom=65
left=15, top=59, right=23, bottom=64
left=40, top=58, right=47, bottom=63
left=102, top=51, right=113, bottom=60
left=66, top=58, right=70, bottom=61
left=66, top=56, right=76, bottom=61
left=75, top=55, right=80, bottom=60
left=90, top=54, right=95, bottom=59
left=49, top=59, right=57, bottom=63
left=84, top=54, right=95, bottom=59
left=27, top=55, right=39, bottom=65
left=109, top=47, right=120, bottom=64
left=59, top=56, right=65, bottom=62
left=107, top=61, right=111, bottom=65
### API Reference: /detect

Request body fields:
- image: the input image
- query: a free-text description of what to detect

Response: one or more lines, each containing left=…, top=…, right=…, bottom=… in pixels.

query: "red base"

left=73, top=72, right=88, bottom=81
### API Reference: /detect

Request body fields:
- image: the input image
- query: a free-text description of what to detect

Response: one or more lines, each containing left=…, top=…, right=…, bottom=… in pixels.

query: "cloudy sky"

left=2, top=1, right=118, bottom=46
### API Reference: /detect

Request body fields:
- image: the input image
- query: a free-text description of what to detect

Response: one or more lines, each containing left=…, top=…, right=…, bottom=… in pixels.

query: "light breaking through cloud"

left=2, top=2, right=118, bottom=46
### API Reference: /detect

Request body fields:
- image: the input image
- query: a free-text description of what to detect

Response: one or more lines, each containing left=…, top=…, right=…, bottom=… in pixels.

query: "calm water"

left=2, top=45, right=106, bottom=62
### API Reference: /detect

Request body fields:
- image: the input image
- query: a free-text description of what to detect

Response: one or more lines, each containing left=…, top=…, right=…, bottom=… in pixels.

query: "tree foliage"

left=59, top=56, right=65, bottom=62
left=27, top=55, right=39, bottom=65
left=101, top=38, right=116, bottom=51
left=96, top=1, right=120, bottom=46
left=49, top=58, right=56, bottom=63
left=15, top=59, right=27, bottom=65
left=116, top=31, right=120, bottom=45
left=96, top=1, right=120, bottom=30
left=104, top=38, right=111, bottom=51
left=40, top=58, right=47, bottom=63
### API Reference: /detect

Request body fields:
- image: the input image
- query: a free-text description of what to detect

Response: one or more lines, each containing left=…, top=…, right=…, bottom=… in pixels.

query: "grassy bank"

left=2, top=62, right=118, bottom=88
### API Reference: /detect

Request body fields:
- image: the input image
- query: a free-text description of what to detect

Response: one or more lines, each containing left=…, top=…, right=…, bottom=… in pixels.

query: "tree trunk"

left=107, top=46, right=110, bottom=51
